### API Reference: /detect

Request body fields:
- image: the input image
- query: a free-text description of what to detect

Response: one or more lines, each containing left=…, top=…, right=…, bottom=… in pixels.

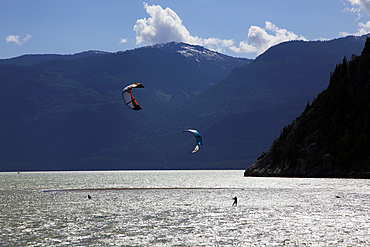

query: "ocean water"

left=1, top=170, right=369, bottom=246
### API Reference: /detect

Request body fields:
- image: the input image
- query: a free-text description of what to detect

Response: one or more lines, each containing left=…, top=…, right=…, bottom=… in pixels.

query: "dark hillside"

left=244, top=37, right=370, bottom=178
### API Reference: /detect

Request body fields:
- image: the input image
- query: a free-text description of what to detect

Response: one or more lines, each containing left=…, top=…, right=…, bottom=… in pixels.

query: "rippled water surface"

left=1, top=170, right=369, bottom=246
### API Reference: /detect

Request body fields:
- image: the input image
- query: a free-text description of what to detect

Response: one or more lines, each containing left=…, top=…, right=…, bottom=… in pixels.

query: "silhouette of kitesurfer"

left=88, top=195, right=92, bottom=200
left=232, top=196, right=237, bottom=206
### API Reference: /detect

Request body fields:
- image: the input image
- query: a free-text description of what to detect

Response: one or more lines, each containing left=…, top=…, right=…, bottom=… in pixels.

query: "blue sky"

left=2, top=0, right=370, bottom=59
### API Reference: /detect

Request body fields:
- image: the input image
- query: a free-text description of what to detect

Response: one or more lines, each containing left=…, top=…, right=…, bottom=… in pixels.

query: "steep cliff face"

left=245, top=38, right=370, bottom=178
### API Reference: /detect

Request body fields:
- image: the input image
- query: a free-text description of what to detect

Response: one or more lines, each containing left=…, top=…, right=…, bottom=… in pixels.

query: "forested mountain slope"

left=244, top=37, right=370, bottom=178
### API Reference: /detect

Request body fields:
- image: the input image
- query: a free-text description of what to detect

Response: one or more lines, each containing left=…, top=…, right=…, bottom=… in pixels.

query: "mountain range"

left=0, top=36, right=369, bottom=171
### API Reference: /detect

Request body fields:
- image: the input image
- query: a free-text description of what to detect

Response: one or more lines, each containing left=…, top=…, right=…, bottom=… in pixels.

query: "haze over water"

left=1, top=170, right=369, bottom=246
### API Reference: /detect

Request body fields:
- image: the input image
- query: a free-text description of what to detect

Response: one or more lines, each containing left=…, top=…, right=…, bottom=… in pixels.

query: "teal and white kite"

left=182, top=129, right=202, bottom=153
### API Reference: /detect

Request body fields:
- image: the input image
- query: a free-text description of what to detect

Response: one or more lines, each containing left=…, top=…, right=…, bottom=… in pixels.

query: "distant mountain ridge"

left=0, top=36, right=369, bottom=172
left=0, top=50, right=112, bottom=67
left=184, top=35, right=370, bottom=118
left=0, top=42, right=250, bottom=68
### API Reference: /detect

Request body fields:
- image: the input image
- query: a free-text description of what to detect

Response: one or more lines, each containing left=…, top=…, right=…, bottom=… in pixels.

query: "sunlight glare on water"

left=0, top=170, right=369, bottom=246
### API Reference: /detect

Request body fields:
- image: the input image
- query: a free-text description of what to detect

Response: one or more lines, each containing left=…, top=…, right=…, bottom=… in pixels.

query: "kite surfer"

left=232, top=196, right=237, bottom=206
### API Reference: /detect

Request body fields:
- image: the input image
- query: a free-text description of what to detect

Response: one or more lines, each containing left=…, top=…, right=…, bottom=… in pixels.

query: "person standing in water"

left=232, top=196, right=237, bottom=206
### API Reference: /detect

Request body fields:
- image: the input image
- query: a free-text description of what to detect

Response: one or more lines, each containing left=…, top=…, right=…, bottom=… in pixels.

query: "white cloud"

left=229, top=41, right=257, bottom=53
left=230, top=21, right=307, bottom=55
left=134, top=3, right=233, bottom=52
left=119, top=38, right=127, bottom=44
left=201, top=37, right=234, bottom=53
left=340, top=20, right=370, bottom=36
left=6, top=34, right=32, bottom=45
left=346, top=0, right=370, bottom=15
left=316, top=37, right=330, bottom=41
left=6, top=35, right=20, bottom=44
left=24, top=34, right=32, bottom=42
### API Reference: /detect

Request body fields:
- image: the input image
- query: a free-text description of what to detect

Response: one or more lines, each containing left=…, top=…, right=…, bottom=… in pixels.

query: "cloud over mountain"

left=340, top=21, right=370, bottom=36
left=133, top=3, right=233, bottom=53
left=230, top=21, right=307, bottom=55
